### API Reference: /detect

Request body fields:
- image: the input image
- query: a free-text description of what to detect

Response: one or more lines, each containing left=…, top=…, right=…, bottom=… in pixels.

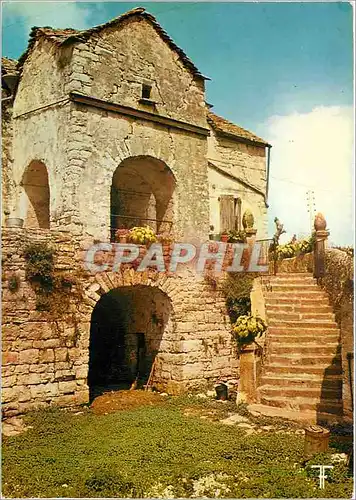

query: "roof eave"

left=214, top=129, right=271, bottom=148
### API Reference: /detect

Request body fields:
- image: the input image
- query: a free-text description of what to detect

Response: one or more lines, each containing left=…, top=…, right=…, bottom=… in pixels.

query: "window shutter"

left=219, top=195, right=235, bottom=232
left=235, top=197, right=242, bottom=231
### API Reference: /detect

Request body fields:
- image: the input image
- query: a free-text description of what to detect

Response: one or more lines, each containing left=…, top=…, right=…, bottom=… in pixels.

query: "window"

left=219, top=195, right=242, bottom=232
left=142, top=84, right=152, bottom=100
left=219, top=195, right=235, bottom=232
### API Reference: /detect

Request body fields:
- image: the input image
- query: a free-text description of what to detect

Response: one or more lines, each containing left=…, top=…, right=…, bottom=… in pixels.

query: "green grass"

left=2, top=397, right=353, bottom=498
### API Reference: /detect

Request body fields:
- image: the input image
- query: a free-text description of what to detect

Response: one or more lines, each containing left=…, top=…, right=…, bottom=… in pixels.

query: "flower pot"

left=5, top=217, right=24, bottom=228
left=215, top=383, right=228, bottom=400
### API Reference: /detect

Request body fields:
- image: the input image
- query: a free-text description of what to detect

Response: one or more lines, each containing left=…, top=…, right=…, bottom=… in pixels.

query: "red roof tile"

left=207, top=111, right=270, bottom=147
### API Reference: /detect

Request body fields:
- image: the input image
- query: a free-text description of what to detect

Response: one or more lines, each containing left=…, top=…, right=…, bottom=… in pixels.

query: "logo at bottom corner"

left=310, top=465, right=334, bottom=489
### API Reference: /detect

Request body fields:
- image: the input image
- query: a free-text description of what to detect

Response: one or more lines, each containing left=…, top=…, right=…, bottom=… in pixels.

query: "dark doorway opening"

left=88, top=285, right=172, bottom=401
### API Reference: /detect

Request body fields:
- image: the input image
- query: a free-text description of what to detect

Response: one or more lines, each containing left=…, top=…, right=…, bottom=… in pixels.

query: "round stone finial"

left=242, top=209, right=254, bottom=229
left=314, top=212, right=327, bottom=231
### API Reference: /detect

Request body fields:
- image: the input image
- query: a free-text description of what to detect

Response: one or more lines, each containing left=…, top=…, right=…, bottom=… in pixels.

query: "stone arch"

left=83, top=269, right=181, bottom=398
left=110, top=155, right=176, bottom=239
left=19, top=160, right=50, bottom=229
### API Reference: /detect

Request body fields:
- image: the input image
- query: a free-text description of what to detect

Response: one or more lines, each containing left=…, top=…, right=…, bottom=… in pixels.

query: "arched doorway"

left=110, top=156, right=175, bottom=240
left=88, top=285, right=174, bottom=400
left=20, top=160, right=50, bottom=228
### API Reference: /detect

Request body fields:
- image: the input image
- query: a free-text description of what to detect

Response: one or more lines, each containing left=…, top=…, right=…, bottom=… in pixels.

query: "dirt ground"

left=90, top=389, right=165, bottom=415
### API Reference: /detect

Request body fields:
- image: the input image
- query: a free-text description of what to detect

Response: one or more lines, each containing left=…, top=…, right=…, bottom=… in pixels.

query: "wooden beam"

left=69, top=92, right=210, bottom=137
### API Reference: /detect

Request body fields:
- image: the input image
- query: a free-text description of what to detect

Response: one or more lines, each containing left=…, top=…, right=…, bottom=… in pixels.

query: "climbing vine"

left=220, top=272, right=259, bottom=323
left=23, top=242, right=80, bottom=316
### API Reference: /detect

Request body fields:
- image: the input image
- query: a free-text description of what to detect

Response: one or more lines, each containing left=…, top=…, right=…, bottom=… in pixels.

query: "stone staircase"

left=249, top=273, right=343, bottom=424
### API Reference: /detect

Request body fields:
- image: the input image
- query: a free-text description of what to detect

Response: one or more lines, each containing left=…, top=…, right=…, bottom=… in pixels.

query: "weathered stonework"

left=2, top=228, right=238, bottom=416
left=320, top=249, right=354, bottom=420
left=207, top=115, right=269, bottom=238
left=1, top=8, right=269, bottom=415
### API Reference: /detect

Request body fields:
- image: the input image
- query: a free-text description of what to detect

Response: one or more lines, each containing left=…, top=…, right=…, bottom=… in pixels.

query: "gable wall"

left=207, top=128, right=268, bottom=237
left=207, top=128, right=267, bottom=192
left=69, top=17, right=207, bottom=127
left=208, top=166, right=268, bottom=238
left=13, top=39, right=70, bottom=116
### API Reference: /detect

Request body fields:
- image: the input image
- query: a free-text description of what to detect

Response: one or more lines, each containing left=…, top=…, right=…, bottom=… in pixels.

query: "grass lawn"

left=2, top=393, right=353, bottom=498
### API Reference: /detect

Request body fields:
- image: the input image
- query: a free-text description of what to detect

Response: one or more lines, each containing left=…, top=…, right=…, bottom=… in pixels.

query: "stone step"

left=266, top=297, right=328, bottom=305
left=248, top=403, right=343, bottom=424
left=261, top=374, right=342, bottom=390
left=259, top=273, right=343, bottom=419
left=259, top=384, right=341, bottom=399
left=268, top=327, right=339, bottom=336
left=266, top=311, right=334, bottom=321
left=265, top=284, right=320, bottom=292
left=268, top=354, right=341, bottom=367
left=270, top=344, right=339, bottom=355
left=265, top=364, right=342, bottom=376
left=274, top=273, right=314, bottom=278
left=259, top=394, right=343, bottom=413
left=268, top=319, right=338, bottom=329
left=262, top=275, right=316, bottom=282
left=262, top=282, right=317, bottom=289
left=266, top=292, right=328, bottom=301
left=267, top=334, right=340, bottom=344
left=266, top=304, right=333, bottom=313
left=269, top=313, right=335, bottom=321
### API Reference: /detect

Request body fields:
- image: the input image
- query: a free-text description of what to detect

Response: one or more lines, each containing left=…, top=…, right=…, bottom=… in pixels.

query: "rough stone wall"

left=10, top=103, right=70, bottom=228
left=2, top=228, right=238, bottom=416
left=13, top=38, right=69, bottom=115
left=207, top=129, right=267, bottom=193
left=208, top=166, right=268, bottom=238
left=271, top=253, right=314, bottom=274
left=1, top=101, right=15, bottom=219
left=69, top=17, right=206, bottom=127
left=2, top=228, right=87, bottom=416
left=74, top=106, right=209, bottom=240
left=320, top=249, right=354, bottom=420
left=9, top=18, right=210, bottom=241
left=207, top=128, right=267, bottom=237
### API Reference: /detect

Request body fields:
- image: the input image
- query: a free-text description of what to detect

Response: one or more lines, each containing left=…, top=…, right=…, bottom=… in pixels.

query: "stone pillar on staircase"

left=238, top=278, right=266, bottom=404
left=313, top=213, right=329, bottom=280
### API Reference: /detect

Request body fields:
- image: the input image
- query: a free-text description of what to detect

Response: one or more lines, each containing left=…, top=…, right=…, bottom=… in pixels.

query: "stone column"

left=313, top=213, right=329, bottom=279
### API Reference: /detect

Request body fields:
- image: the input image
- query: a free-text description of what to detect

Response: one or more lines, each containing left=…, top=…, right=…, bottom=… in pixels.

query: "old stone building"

left=1, top=7, right=270, bottom=415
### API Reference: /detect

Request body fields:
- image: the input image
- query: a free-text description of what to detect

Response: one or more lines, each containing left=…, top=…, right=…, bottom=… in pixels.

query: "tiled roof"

left=207, top=111, right=270, bottom=147
left=17, top=7, right=206, bottom=80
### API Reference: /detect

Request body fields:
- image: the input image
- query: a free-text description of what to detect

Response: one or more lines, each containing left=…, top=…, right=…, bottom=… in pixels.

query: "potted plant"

left=232, top=313, right=267, bottom=348
left=233, top=314, right=267, bottom=403
left=220, top=230, right=229, bottom=243
left=128, top=226, right=157, bottom=245
left=114, top=228, right=130, bottom=243
left=227, top=229, right=247, bottom=243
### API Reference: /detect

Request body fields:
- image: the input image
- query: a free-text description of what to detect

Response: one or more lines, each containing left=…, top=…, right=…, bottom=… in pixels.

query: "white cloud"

left=2, top=1, right=93, bottom=34
left=259, top=106, right=354, bottom=246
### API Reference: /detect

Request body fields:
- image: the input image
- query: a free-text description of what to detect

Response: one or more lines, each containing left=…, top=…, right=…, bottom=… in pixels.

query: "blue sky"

left=2, top=2, right=354, bottom=244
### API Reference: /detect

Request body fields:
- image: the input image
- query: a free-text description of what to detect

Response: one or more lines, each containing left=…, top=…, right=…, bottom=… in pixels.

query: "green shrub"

left=232, top=314, right=267, bottom=346
left=221, top=273, right=258, bottom=322
left=84, top=470, right=138, bottom=497
left=23, top=243, right=78, bottom=314
left=274, top=235, right=314, bottom=261
left=227, top=229, right=247, bottom=243
left=23, top=242, right=55, bottom=288
left=7, top=273, right=20, bottom=293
